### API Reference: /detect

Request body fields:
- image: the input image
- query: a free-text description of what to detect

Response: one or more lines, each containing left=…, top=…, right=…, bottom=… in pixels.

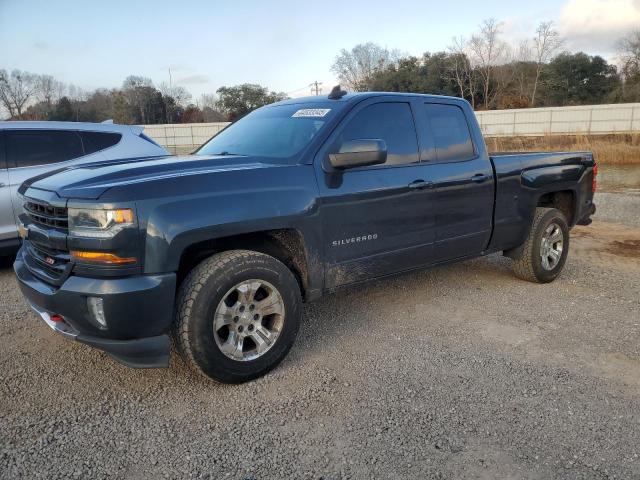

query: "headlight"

left=68, top=207, right=135, bottom=238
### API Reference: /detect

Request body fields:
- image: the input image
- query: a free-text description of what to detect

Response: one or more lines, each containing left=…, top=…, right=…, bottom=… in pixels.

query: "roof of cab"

left=0, top=120, right=144, bottom=135
left=271, top=91, right=468, bottom=107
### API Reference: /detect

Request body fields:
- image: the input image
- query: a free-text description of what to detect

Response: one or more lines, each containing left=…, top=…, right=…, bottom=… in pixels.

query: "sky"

left=1, top=0, right=639, bottom=100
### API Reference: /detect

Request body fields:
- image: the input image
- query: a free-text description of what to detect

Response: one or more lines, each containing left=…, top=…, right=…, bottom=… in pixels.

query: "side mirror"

left=329, top=139, right=387, bottom=169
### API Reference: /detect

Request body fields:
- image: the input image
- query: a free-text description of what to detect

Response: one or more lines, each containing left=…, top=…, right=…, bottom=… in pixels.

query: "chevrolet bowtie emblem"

left=18, top=223, right=29, bottom=240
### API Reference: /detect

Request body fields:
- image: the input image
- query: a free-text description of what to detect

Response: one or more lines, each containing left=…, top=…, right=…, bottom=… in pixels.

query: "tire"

left=512, top=207, right=570, bottom=283
left=174, top=250, right=302, bottom=383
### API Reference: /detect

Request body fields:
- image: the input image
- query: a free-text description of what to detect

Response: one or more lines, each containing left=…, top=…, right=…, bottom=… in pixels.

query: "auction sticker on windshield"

left=292, top=109, right=331, bottom=118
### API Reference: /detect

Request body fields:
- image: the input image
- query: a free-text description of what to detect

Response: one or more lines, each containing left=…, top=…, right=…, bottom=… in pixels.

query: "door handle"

left=471, top=174, right=489, bottom=183
left=408, top=180, right=434, bottom=190
left=0, top=183, right=5, bottom=188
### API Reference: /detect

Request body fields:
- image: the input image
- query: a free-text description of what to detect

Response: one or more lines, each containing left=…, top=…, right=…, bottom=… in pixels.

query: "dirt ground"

left=1, top=215, right=640, bottom=479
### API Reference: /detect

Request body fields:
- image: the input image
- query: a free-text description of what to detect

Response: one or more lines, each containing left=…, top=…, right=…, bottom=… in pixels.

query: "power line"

left=285, top=85, right=312, bottom=95
left=309, top=81, right=323, bottom=95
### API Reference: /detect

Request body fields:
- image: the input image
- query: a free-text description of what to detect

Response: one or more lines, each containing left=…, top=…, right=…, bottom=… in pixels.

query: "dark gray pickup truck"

left=14, top=90, right=596, bottom=383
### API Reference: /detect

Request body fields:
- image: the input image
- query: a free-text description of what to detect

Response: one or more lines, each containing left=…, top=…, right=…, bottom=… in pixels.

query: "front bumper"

left=14, top=246, right=176, bottom=368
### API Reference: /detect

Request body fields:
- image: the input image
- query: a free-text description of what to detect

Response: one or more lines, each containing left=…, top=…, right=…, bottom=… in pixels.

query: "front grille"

left=25, top=242, right=71, bottom=285
left=24, top=201, right=68, bottom=231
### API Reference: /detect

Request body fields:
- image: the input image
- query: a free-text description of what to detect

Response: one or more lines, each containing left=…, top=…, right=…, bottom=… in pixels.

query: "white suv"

left=0, top=121, right=169, bottom=255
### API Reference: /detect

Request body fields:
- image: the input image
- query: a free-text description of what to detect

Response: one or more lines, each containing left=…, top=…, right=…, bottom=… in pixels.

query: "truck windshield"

left=196, top=104, right=332, bottom=159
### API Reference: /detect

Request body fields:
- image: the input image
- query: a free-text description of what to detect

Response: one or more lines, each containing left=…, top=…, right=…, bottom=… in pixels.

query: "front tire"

left=512, top=207, right=570, bottom=283
left=175, top=250, right=302, bottom=383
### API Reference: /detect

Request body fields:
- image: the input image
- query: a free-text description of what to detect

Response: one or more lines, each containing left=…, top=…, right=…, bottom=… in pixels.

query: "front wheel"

left=511, top=207, right=570, bottom=283
left=174, top=250, right=302, bottom=383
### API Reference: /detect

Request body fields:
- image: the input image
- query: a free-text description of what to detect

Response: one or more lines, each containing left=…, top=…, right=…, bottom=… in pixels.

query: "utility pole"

left=309, top=81, right=323, bottom=95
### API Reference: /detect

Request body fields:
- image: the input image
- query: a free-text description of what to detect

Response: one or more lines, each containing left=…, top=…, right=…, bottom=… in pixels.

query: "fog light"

left=87, top=297, right=107, bottom=330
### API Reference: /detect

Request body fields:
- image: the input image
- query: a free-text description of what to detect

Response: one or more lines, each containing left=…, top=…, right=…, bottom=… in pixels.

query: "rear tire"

left=174, top=250, right=302, bottom=383
left=512, top=207, right=569, bottom=283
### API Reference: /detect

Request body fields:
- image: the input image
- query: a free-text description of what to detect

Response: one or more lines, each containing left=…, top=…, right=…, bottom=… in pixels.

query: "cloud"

left=177, top=74, right=211, bottom=85
left=559, top=0, right=640, bottom=55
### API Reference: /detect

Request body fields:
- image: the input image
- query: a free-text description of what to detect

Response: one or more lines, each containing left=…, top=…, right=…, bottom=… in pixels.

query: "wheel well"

left=177, top=229, right=310, bottom=298
left=537, top=190, right=575, bottom=225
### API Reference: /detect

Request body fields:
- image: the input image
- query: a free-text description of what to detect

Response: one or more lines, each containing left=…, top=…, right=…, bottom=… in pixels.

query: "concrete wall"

left=143, top=103, right=640, bottom=153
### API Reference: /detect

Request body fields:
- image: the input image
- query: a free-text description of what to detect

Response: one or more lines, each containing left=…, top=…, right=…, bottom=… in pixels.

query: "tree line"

left=0, top=72, right=287, bottom=123
left=1, top=21, right=639, bottom=123
left=331, top=21, right=640, bottom=109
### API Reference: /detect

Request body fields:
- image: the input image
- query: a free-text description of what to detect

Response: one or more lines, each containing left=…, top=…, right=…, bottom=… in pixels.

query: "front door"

left=315, top=99, right=437, bottom=288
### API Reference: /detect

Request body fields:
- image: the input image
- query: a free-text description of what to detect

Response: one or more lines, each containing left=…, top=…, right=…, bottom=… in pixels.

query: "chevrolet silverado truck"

left=13, top=89, right=597, bottom=383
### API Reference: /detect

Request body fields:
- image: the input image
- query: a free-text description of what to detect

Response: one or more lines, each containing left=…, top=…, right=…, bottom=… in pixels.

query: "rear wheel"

left=175, top=250, right=302, bottom=383
left=512, top=207, right=570, bottom=283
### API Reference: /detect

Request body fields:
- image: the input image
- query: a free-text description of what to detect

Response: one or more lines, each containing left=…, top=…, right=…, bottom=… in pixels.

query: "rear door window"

left=338, top=102, right=419, bottom=166
left=80, top=131, right=122, bottom=154
left=424, top=103, right=475, bottom=162
left=6, top=130, right=84, bottom=168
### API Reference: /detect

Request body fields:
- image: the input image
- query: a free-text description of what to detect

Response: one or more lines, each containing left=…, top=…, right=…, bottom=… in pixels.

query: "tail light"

left=592, top=163, right=598, bottom=193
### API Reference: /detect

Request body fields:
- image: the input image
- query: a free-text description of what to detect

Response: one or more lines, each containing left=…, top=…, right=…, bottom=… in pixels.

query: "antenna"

left=328, top=85, right=347, bottom=100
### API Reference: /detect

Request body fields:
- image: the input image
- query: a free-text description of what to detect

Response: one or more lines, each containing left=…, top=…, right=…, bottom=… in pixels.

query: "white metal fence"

left=143, top=122, right=230, bottom=154
left=143, top=103, right=640, bottom=153
left=475, top=103, right=640, bottom=137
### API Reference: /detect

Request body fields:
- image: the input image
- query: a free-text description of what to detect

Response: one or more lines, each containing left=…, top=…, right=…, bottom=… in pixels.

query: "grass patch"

left=486, top=134, right=640, bottom=164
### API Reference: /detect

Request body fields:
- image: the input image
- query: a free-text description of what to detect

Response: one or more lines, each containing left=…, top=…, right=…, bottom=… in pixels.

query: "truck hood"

left=22, top=154, right=285, bottom=200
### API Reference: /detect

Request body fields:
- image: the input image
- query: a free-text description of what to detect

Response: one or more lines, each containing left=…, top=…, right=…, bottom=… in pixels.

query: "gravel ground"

left=1, top=210, right=640, bottom=479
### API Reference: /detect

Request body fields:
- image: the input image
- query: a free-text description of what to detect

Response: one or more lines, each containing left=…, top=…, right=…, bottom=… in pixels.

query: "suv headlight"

left=68, top=207, right=135, bottom=238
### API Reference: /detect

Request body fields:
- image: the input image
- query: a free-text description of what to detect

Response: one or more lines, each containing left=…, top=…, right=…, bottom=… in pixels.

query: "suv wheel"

left=175, top=250, right=302, bottom=383
left=512, top=207, right=570, bottom=283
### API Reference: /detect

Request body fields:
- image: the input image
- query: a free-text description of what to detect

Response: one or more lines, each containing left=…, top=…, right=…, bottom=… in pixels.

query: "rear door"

left=419, top=102, right=494, bottom=261
left=6, top=129, right=86, bottom=223
left=315, top=97, right=437, bottom=288
left=0, top=132, right=16, bottom=242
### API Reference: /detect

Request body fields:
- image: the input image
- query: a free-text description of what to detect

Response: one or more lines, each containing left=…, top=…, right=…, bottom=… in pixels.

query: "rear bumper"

left=14, top=246, right=175, bottom=368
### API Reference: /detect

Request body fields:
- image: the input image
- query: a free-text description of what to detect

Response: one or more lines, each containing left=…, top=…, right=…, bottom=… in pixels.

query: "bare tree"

left=198, top=93, right=218, bottom=110
left=0, top=69, right=39, bottom=118
left=513, top=39, right=533, bottom=99
left=617, top=29, right=640, bottom=79
left=159, top=82, right=192, bottom=106
left=468, top=18, right=507, bottom=109
left=331, top=42, right=399, bottom=91
left=447, top=36, right=478, bottom=108
left=37, top=74, right=65, bottom=107
left=531, top=21, right=563, bottom=106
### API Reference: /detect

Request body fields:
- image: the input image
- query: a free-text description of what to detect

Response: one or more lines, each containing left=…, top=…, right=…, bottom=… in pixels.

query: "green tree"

left=369, top=53, right=459, bottom=96
left=50, top=96, right=74, bottom=121
left=216, top=84, right=287, bottom=121
left=539, top=52, right=621, bottom=106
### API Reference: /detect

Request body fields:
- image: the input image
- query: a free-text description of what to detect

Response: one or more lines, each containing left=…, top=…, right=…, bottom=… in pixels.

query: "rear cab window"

left=336, top=102, right=419, bottom=166
left=424, top=103, right=475, bottom=162
left=6, top=130, right=84, bottom=168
